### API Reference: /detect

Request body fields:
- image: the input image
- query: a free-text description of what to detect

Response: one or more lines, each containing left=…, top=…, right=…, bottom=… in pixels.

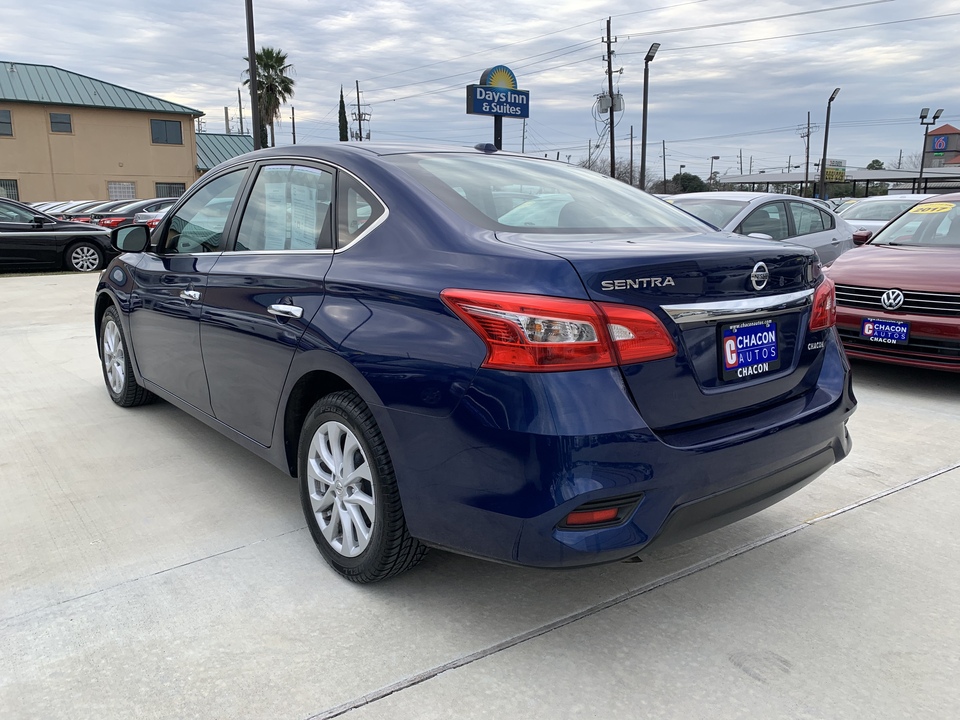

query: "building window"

left=107, top=181, right=137, bottom=201
left=50, top=112, right=73, bottom=133
left=0, top=109, right=12, bottom=137
left=151, top=119, right=183, bottom=145
left=0, top=179, right=19, bottom=200
left=156, top=182, right=186, bottom=197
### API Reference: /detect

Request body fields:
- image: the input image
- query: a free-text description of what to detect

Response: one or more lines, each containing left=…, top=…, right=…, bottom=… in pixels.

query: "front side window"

left=151, top=119, right=183, bottom=145
left=163, top=169, right=245, bottom=254
left=50, top=112, right=72, bottom=133
left=739, top=202, right=789, bottom=240
left=0, top=199, right=35, bottom=223
left=789, top=201, right=827, bottom=236
left=0, top=109, right=12, bottom=136
left=236, top=164, right=334, bottom=252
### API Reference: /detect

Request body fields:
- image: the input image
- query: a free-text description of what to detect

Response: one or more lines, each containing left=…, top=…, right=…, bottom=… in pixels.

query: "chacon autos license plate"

left=721, top=319, right=781, bottom=381
left=860, top=318, right=909, bottom=345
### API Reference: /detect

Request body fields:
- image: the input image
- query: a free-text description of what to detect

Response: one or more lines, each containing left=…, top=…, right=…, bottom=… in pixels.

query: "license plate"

left=721, top=319, right=781, bottom=381
left=860, top=318, right=909, bottom=345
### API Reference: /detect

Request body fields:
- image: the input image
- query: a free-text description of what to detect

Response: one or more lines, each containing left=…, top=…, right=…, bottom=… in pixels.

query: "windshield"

left=839, top=199, right=919, bottom=222
left=385, top=153, right=710, bottom=235
left=667, top=198, right=748, bottom=228
left=871, top=200, right=960, bottom=247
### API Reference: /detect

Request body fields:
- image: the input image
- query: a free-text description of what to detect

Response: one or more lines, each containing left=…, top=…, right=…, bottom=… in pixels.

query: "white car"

left=667, top=191, right=856, bottom=265
left=837, top=194, right=940, bottom=243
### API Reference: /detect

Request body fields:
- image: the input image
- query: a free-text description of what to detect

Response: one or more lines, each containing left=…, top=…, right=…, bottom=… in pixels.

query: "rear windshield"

left=384, top=153, right=710, bottom=235
left=839, top=200, right=917, bottom=221
left=872, top=201, right=960, bottom=247
left=667, top=197, right=748, bottom=228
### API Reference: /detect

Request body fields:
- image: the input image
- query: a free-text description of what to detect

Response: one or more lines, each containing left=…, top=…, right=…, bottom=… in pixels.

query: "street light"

left=678, top=164, right=685, bottom=192
left=817, top=87, right=840, bottom=200
left=639, top=43, right=660, bottom=190
left=918, top=107, right=944, bottom=184
left=709, top=155, right=720, bottom=188
left=244, top=0, right=262, bottom=150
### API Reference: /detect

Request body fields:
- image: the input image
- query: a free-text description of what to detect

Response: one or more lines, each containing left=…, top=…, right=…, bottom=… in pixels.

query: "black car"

left=0, top=197, right=115, bottom=272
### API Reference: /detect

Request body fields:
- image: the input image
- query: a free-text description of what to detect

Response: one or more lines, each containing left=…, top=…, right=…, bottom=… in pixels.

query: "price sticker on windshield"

left=909, top=202, right=956, bottom=214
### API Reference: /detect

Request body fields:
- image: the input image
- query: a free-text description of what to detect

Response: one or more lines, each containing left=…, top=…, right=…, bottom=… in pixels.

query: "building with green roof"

left=0, top=61, right=248, bottom=201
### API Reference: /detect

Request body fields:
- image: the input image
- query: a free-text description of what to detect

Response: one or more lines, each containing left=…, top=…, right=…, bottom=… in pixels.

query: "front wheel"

left=66, top=242, right=104, bottom=272
left=299, top=390, right=426, bottom=583
left=99, top=306, right=155, bottom=407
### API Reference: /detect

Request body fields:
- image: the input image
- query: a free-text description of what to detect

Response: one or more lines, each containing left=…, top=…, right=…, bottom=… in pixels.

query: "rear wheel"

left=66, top=242, right=104, bottom=272
left=99, top=306, right=155, bottom=407
left=299, top=391, right=426, bottom=583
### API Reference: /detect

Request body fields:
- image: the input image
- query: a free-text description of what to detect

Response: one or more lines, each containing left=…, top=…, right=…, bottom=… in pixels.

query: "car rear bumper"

left=378, top=334, right=856, bottom=568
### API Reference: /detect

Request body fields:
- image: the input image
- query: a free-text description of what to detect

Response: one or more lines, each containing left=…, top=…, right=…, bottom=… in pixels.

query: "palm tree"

left=243, top=47, right=295, bottom=147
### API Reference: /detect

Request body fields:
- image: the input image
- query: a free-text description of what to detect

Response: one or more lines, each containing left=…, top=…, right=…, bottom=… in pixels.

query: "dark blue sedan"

left=95, top=144, right=855, bottom=583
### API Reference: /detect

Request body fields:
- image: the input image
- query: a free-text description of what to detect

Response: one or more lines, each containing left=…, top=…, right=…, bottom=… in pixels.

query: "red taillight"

left=98, top=216, right=126, bottom=228
left=809, top=277, right=836, bottom=331
left=147, top=218, right=161, bottom=229
left=440, top=289, right=676, bottom=372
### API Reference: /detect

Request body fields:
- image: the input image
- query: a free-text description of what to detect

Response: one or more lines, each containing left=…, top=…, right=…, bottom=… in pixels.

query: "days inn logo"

left=466, top=65, right=530, bottom=119
left=479, top=65, right=518, bottom=89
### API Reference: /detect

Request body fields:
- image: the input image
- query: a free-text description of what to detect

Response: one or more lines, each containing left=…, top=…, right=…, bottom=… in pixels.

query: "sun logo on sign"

left=480, top=65, right=518, bottom=89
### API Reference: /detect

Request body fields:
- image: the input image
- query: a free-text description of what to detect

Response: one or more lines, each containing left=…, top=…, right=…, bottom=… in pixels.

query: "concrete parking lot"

left=1, top=272, right=958, bottom=719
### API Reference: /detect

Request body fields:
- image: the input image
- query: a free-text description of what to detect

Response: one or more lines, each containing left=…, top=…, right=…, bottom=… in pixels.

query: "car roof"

left=671, top=191, right=812, bottom=202
left=849, top=193, right=940, bottom=202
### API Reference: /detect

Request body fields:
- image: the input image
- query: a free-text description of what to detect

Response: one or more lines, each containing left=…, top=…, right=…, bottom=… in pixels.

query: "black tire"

left=299, top=390, right=427, bottom=583
left=99, top=306, right=155, bottom=407
left=66, top=241, right=104, bottom=272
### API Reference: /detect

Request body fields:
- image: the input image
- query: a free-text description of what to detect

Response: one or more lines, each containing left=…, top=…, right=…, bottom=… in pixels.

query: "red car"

left=826, top=193, right=960, bottom=371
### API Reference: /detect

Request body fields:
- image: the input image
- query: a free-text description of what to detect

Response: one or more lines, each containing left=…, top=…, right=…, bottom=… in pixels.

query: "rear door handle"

left=268, top=304, right=304, bottom=319
left=180, top=290, right=201, bottom=301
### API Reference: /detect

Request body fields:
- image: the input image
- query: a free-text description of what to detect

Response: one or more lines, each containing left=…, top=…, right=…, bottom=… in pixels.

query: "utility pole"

left=662, top=140, right=667, bottom=194
left=605, top=17, right=616, bottom=178
left=739, top=149, right=743, bottom=175
left=238, top=88, right=245, bottom=135
left=587, top=140, right=592, bottom=169
left=897, top=149, right=903, bottom=169
left=355, top=81, right=363, bottom=142
left=224, top=107, right=230, bottom=134
left=244, top=0, right=261, bottom=150
left=629, top=125, right=634, bottom=186
left=290, top=106, right=296, bottom=144
left=521, top=118, right=526, bottom=153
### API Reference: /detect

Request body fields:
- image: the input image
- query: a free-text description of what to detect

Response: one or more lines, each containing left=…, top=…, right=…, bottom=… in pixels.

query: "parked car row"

left=27, top=197, right=177, bottom=228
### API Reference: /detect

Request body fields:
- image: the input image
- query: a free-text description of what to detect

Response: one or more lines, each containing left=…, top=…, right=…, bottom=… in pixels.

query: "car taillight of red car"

left=98, top=217, right=127, bottom=228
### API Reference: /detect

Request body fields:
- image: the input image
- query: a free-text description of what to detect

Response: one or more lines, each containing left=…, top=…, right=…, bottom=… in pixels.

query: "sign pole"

left=494, top=116, right=503, bottom=150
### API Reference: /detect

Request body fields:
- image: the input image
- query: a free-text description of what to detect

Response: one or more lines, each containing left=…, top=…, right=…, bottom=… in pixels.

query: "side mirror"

left=113, top=224, right=150, bottom=253
left=32, top=215, right=48, bottom=227
left=852, top=230, right=872, bottom=245
left=747, top=232, right=774, bottom=241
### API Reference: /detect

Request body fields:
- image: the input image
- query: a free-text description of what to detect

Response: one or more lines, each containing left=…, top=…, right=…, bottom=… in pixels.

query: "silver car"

left=837, top=193, right=940, bottom=243
left=668, top=191, right=855, bottom=265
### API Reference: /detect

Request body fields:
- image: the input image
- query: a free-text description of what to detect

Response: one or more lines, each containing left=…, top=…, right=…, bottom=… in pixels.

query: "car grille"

left=837, top=328, right=960, bottom=364
left=835, top=284, right=960, bottom=317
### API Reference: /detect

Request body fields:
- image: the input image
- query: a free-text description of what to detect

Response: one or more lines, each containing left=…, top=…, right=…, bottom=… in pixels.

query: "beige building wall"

left=0, top=103, right=198, bottom=201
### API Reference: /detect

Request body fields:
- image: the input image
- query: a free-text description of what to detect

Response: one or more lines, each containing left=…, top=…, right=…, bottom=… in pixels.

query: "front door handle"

left=180, top=290, right=201, bottom=301
left=268, top=303, right=304, bottom=319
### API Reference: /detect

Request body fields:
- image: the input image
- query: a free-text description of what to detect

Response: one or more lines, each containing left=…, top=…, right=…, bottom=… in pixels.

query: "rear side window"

left=236, top=164, right=334, bottom=251
left=337, top=173, right=385, bottom=247
left=739, top=202, right=789, bottom=240
left=164, top=169, right=245, bottom=254
left=789, top=201, right=827, bottom=236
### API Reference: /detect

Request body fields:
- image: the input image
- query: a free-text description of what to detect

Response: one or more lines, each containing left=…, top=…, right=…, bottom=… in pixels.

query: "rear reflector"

left=564, top=508, right=619, bottom=526
left=440, top=289, right=676, bottom=372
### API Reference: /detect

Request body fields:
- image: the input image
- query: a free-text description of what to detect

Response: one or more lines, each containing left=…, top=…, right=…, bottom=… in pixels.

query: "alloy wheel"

left=102, top=320, right=125, bottom=394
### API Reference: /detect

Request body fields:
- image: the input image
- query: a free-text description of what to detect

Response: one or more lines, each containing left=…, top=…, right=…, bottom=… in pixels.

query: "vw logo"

left=750, top=262, right=770, bottom=291
left=881, top=289, right=905, bottom=311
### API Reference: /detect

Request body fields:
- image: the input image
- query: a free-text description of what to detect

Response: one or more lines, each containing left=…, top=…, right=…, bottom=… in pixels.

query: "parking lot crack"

left=304, top=459, right=960, bottom=720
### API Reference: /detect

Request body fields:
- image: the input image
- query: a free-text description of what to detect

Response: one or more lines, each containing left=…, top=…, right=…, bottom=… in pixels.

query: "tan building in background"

left=0, top=61, right=203, bottom=202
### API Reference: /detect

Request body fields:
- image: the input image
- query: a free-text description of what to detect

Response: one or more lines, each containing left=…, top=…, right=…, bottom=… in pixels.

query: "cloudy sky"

left=5, top=0, right=960, bottom=181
